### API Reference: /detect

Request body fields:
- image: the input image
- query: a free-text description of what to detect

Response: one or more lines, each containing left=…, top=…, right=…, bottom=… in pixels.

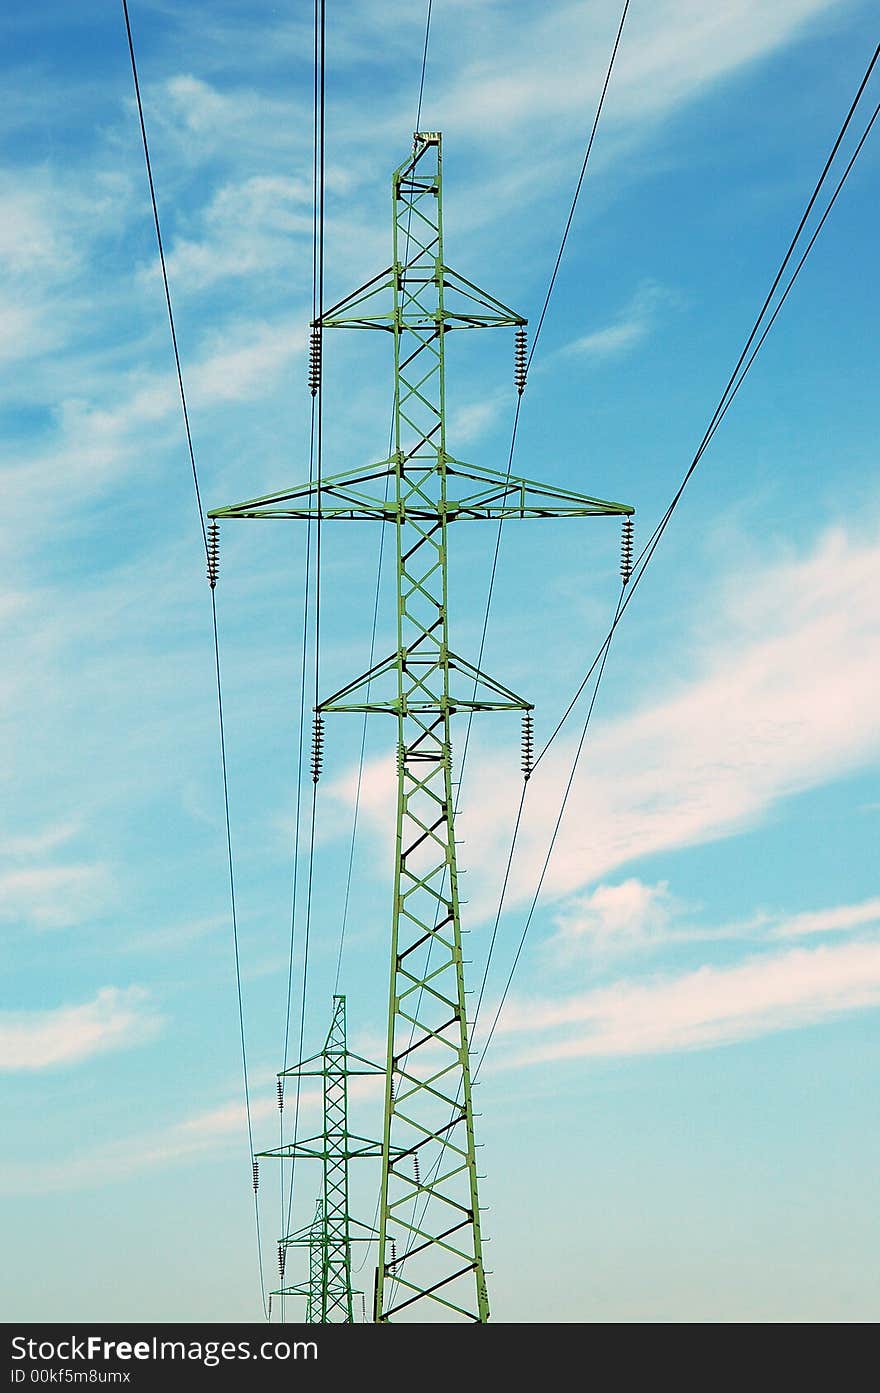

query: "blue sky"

left=1, top=0, right=878, bottom=1322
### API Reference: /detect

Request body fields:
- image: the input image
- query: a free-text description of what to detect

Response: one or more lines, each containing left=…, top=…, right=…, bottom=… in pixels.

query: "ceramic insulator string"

left=310, top=714, right=325, bottom=783
left=521, top=710, right=534, bottom=780
left=206, top=520, right=220, bottom=589
left=620, top=516, right=634, bottom=585
left=514, top=325, right=527, bottom=394
left=308, top=325, right=322, bottom=395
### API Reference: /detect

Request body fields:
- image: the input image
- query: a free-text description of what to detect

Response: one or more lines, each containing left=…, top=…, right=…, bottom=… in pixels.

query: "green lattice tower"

left=259, top=996, right=383, bottom=1323
left=211, top=131, right=633, bottom=1322
left=271, top=1197, right=324, bottom=1322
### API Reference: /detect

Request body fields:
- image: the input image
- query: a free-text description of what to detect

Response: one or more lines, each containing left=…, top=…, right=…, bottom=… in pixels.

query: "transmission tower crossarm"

left=316, top=648, right=532, bottom=716
left=437, top=265, right=527, bottom=327
left=207, top=460, right=397, bottom=522
left=208, top=460, right=632, bottom=523
left=258, top=1133, right=385, bottom=1163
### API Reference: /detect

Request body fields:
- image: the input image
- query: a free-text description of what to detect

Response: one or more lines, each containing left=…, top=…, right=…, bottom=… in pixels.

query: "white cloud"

left=434, top=0, right=841, bottom=144
left=0, top=1093, right=281, bottom=1196
left=0, top=297, right=61, bottom=368
left=566, top=280, right=678, bottom=360
left=0, top=864, right=111, bottom=931
left=449, top=395, right=506, bottom=445
left=157, top=176, right=313, bottom=293
left=772, top=896, right=880, bottom=939
left=0, top=1072, right=383, bottom=1193
left=0, top=988, right=160, bottom=1072
left=330, top=525, right=880, bottom=917
left=554, top=878, right=675, bottom=952
left=1, top=823, right=80, bottom=859
left=0, top=180, right=77, bottom=275
left=0, top=823, right=111, bottom=930
left=493, top=936, right=880, bottom=1064
left=0, top=313, right=306, bottom=544
left=188, top=318, right=305, bottom=405
left=569, top=317, right=647, bottom=359
left=546, top=885, right=880, bottom=959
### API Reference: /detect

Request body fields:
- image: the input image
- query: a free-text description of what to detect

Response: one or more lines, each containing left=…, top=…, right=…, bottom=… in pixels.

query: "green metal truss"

left=212, top=131, right=633, bottom=1322
left=260, top=996, right=382, bottom=1323
left=271, top=1197, right=324, bottom=1323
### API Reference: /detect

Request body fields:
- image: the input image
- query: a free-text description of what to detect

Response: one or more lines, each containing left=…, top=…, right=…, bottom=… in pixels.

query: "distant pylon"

left=270, top=1196, right=324, bottom=1322
left=259, top=996, right=384, bottom=1322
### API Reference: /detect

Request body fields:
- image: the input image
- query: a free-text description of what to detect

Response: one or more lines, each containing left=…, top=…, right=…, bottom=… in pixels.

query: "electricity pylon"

left=271, top=1197, right=324, bottom=1322
left=211, top=131, right=633, bottom=1322
left=260, top=995, right=383, bottom=1322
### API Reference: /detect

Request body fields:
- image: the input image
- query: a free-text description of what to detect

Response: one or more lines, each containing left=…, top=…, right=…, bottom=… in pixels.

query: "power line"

left=455, top=0, right=631, bottom=793
left=407, top=49, right=880, bottom=1264
left=473, top=45, right=880, bottom=1073
left=472, top=590, right=623, bottom=1078
left=333, top=0, right=436, bottom=995
left=528, top=0, right=630, bottom=369
left=210, top=591, right=271, bottom=1311
left=332, top=458, right=391, bottom=995
left=120, top=0, right=268, bottom=1319
left=416, top=0, right=433, bottom=131
left=121, top=0, right=207, bottom=554
left=533, top=41, right=880, bottom=774
left=281, top=0, right=327, bottom=1256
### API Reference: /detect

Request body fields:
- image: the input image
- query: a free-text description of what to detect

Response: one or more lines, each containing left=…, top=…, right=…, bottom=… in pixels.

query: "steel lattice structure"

left=212, top=132, right=632, bottom=1322
left=271, top=1197, right=324, bottom=1322
left=260, top=996, right=382, bottom=1323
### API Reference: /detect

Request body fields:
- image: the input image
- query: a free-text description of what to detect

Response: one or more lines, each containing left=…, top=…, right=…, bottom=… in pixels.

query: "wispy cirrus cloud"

left=564, top=281, right=678, bottom=361
left=0, top=1092, right=280, bottom=1195
left=0, top=864, right=111, bottom=931
left=327, top=523, right=880, bottom=916
left=0, top=987, right=161, bottom=1072
left=432, top=0, right=841, bottom=148
left=771, top=896, right=880, bottom=939
left=492, top=935, right=880, bottom=1065
left=547, top=882, right=880, bottom=958
left=0, top=1073, right=383, bottom=1194
left=154, top=175, right=314, bottom=294
left=0, top=824, right=111, bottom=931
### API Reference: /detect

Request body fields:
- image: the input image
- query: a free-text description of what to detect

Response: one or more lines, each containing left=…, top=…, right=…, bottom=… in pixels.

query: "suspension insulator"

left=310, top=713, right=325, bottom=784
left=620, top=516, right=634, bottom=586
left=277, top=1078, right=284, bottom=1111
left=413, top=1154, right=420, bottom=1187
left=278, top=1243, right=286, bottom=1278
left=389, top=1239, right=397, bottom=1273
left=252, top=1159, right=259, bottom=1192
left=389, top=1075, right=395, bottom=1102
left=308, top=325, right=322, bottom=396
left=521, top=710, right=534, bottom=781
left=514, top=325, right=527, bottom=395
left=207, top=520, right=220, bottom=589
